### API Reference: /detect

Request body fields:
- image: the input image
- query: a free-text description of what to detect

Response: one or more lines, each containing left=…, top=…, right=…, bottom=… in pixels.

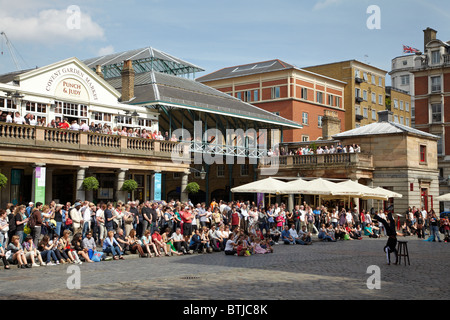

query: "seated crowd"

left=0, top=197, right=412, bottom=270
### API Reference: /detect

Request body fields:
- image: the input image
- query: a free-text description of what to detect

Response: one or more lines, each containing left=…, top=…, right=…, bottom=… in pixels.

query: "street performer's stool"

left=397, top=241, right=410, bottom=265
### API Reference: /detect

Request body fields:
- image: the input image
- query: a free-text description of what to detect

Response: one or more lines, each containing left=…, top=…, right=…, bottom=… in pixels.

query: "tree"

left=0, top=173, right=7, bottom=189
left=82, top=176, right=99, bottom=191
left=122, top=179, right=138, bottom=192
left=185, top=182, right=200, bottom=194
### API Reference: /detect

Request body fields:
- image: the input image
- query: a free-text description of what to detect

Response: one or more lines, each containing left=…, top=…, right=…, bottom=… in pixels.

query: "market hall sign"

left=45, top=66, right=99, bottom=101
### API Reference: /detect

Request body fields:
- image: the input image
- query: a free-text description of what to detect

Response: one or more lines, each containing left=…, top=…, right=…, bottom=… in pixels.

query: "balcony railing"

left=259, top=153, right=373, bottom=169
left=0, top=123, right=185, bottom=159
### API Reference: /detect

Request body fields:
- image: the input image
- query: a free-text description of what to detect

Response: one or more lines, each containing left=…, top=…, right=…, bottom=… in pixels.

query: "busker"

left=374, top=210, right=401, bottom=265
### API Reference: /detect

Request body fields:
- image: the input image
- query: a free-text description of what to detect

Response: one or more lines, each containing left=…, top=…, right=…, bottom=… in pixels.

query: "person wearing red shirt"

left=231, top=208, right=240, bottom=231
left=58, top=119, right=70, bottom=130
left=181, top=207, right=193, bottom=242
left=151, top=230, right=169, bottom=256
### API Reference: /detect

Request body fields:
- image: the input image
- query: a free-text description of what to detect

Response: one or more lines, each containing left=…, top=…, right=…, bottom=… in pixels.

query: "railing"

left=259, top=152, right=373, bottom=168
left=0, top=123, right=266, bottom=160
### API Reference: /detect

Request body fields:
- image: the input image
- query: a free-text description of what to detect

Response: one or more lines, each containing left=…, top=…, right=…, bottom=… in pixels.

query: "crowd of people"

left=0, top=111, right=179, bottom=142
left=0, top=198, right=447, bottom=270
left=267, top=142, right=361, bottom=157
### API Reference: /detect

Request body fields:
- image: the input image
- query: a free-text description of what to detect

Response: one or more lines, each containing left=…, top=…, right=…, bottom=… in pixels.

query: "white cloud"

left=0, top=5, right=105, bottom=44
left=97, top=45, right=115, bottom=56
left=313, top=0, right=341, bottom=10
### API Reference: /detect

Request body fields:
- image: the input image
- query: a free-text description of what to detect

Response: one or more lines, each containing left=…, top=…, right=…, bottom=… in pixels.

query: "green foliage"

left=82, top=176, right=99, bottom=191
left=186, top=182, right=200, bottom=194
left=0, top=173, right=7, bottom=189
left=122, top=179, right=138, bottom=192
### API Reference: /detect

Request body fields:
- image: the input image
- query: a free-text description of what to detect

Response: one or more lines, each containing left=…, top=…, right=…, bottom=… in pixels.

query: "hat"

left=74, top=202, right=82, bottom=207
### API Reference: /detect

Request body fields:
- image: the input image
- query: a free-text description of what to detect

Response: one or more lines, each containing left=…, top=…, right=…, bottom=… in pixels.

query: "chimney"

left=121, top=60, right=135, bottom=102
left=378, top=110, right=393, bottom=122
left=322, top=110, right=341, bottom=140
left=95, top=65, right=104, bottom=79
left=423, top=27, right=437, bottom=51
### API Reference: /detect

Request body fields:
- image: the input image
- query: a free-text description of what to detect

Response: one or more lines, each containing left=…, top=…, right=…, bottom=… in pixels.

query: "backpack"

left=28, top=213, right=36, bottom=229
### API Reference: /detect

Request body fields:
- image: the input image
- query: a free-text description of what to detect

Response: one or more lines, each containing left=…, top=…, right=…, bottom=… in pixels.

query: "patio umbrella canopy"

left=301, top=178, right=362, bottom=196
left=435, top=193, right=450, bottom=201
left=337, top=180, right=388, bottom=200
left=373, top=187, right=403, bottom=199
left=230, top=177, right=289, bottom=194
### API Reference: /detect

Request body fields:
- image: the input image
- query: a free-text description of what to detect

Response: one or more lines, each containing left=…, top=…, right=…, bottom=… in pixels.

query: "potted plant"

left=0, top=173, right=7, bottom=189
left=122, top=179, right=138, bottom=193
left=82, top=176, right=99, bottom=191
left=185, top=182, right=200, bottom=194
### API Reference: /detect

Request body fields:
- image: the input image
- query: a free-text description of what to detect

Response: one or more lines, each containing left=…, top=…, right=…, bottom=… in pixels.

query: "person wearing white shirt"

left=299, top=205, right=307, bottom=229
left=70, top=121, right=80, bottom=131
left=5, top=112, right=12, bottom=123
left=81, top=202, right=91, bottom=238
left=240, top=204, right=249, bottom=231
left=289, top=224, right=311, bottom=245
left=29, top=115, right=37, bottom=126
left=348, top=145, right=354, bottom=153
left=13, top=112, right=24, bottom=124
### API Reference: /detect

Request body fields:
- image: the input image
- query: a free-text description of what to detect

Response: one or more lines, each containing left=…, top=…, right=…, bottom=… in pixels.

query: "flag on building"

left=403, top=45, right=420, bottom=54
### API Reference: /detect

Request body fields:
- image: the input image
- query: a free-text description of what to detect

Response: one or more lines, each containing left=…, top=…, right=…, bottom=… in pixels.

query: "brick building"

left=197, top=59, right=346, bottom=142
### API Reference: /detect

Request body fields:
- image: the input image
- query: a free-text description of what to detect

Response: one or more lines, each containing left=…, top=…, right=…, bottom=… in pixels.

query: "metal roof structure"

left=106, top=70, right=302, bottom=129
left=333, top=121, right=439, bottom=139
left=83, top=47, right=204, bottom=79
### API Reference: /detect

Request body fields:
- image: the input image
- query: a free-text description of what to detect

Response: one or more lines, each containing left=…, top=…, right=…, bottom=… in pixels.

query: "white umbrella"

left=337, top=180, right=388, bottom=200
left=283, top=178, right=311, bottom=194
left=435, top=193, right=450, bottom=201
left=230, top=177, right=289, bottom=194
left=306, top=178, right=362, bottom=197
left=373, top=187, right=403, bottom=199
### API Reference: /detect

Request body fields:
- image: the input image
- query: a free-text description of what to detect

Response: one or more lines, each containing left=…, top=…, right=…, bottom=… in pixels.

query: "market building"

left=0, top=47, right=301, bottom=207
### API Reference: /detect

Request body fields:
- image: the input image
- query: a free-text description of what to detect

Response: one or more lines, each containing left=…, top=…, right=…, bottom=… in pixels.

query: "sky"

left=0, top=0, right=449, bottom=84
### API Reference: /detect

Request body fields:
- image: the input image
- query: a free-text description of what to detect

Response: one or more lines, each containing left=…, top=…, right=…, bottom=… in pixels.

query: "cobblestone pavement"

left=0, top=237, right=449, bottom=300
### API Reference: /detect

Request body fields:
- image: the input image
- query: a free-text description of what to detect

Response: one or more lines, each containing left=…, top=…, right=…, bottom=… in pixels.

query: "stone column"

left=180, top=171, right=189, bottom=203
left=288, top=194, right=294, bottom=212
left=45, top=167, right=54, bottom=204
left=115, top=168, right=128, bottom=203
left=75, top=166, right=88, bottom=201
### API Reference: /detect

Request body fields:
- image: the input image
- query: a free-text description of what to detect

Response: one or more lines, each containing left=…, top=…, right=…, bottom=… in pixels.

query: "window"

left=437, top=134, right=443, bottom=155
left=240, top=164, right=249, bottom=176
left=253, top=90, right=259, bottom=102
left=411, top=105, right=415, bottom=119
left=355, top=88, right=361, bottom=98
left=244, top=91, right=252, bottom=102
left=379, top=94, right=383, bottom=105
left=363, top=108, right=368, bottom=118
left=400, top=75, right=410, bottom=85
left=394, top=115, right=399, bottom=123
left=406, top=102, right=410, bottom=112
left=431, top=76, right=441, bottom=92
left=271, top=87, right=281, bottom=99
left=217, top=165, right=225, bottom=177
left=117, top=116, right=132, bottom=125
left=363, top=90, right=368, bottom=101
left=318, top=116, right=323, bottom=128
left=302, top=135, right=309, bottom=142
left=431, top=103, right=442, bottom=123
left=379, top=77, right=383, bottom=87
left=355, top=105, right=361, bottom=115
left=405, top=118, right=410, bottom=126
left=236, top=92, right=242, bottom=100
left=372, top=75, right=376, bottom=84
left=372, top=93, right=376, bottom=103
left=355, top=69, right=360, bottom=78
left=137, top=118, right=152, bottom=127
left=400, top=116, right=404, bottom=125
left=394, top=99, right=398, bottom=109
left=302, top=112, right=308, bottom=125
left=420, top=145, right=427, bottom=163
left=316, top=91, right=324, bottom=104
left=400, top=101, right=404, bottom=111
left=336, top=96, right=341, bottom=108
left=372, top=110, right=377, bottom=120
left=173, top=172, right=181, bottom=179
left=327, top=94, right=333, bottom=106
left=431, top=51, right=440, bottom=65
left=301, top=88, right=308, bottom=100
left=363, top=72, right=368, bottom=81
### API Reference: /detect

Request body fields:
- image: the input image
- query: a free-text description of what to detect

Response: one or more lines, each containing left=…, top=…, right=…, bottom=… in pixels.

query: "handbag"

left=65, top=218, right=73, bottom=226
left=91, top=250, right=103, bottom=262
left=125, top=215, right=134, bottom=224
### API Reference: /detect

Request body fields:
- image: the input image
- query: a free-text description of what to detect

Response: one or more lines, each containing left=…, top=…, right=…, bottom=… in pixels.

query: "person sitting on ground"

left=281, top=225, right=295, bottom=245
left=253, top=237, right=271, bottom=254
left=126, top=229, right=146, bottom=257
left=162, top=227, right=182, bottom=256
left=22, top=235, right=44, bottom=267
left=103, top=230, right=124, bottom=260
left=114, top=228, right=131, bottom=254
left=318, top=223, right=336, bottom=242
left=7, top=235, right=28, bottom=268
left=141, top=229, right=159, bottom=257
left=292, top=224, right=312, bottom=245
left=72, top=233, right=93, bottom=263
left=82, top=231, right=97, bottom=255
left=224, top=233, right=238, bottom=255
left=236, top=240, right=251, bottom=257
left=59, top=230, right=76, bottom=263
left=152, top=229, right=169, bottom=256
left=38, top=235, right=59, bottom=266
left=0, top=240, right=10, bottom=269
left=189, top=229, right=204, bottom=254
left=364, top=222, right=380, bottom=238
left=171, top=227, right=191, bottom=254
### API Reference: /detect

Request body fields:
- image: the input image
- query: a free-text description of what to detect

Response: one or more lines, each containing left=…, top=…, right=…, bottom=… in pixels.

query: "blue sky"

left=0, top=0, right=449, bottom=84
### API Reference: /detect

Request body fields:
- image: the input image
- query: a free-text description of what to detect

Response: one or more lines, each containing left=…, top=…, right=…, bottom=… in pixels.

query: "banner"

left=35, top=167, right=46, bottom=204
left=153, top=173, right=162, bottom=201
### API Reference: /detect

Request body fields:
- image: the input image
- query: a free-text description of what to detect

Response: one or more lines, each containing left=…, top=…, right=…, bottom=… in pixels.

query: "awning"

left=337, top=180, right=388, bottom=201
left=435, top=193, right=450, bottom=201
left=230, top=177, right=289, bottom=194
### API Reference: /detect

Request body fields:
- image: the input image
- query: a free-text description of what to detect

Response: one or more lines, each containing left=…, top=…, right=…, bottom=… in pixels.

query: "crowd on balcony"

left=267, top=143, right=361, bottom=157
left=1, top=196, right=445, bottom=270
left=0, top=111, right=179, bottom=142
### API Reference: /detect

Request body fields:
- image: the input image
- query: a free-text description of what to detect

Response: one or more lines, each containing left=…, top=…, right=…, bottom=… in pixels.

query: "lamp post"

left=9, top=91, right=24, bottom=110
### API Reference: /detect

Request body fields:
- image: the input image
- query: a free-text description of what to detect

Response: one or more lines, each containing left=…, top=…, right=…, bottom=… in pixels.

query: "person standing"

left=429, top=210, right=442, bottom=242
